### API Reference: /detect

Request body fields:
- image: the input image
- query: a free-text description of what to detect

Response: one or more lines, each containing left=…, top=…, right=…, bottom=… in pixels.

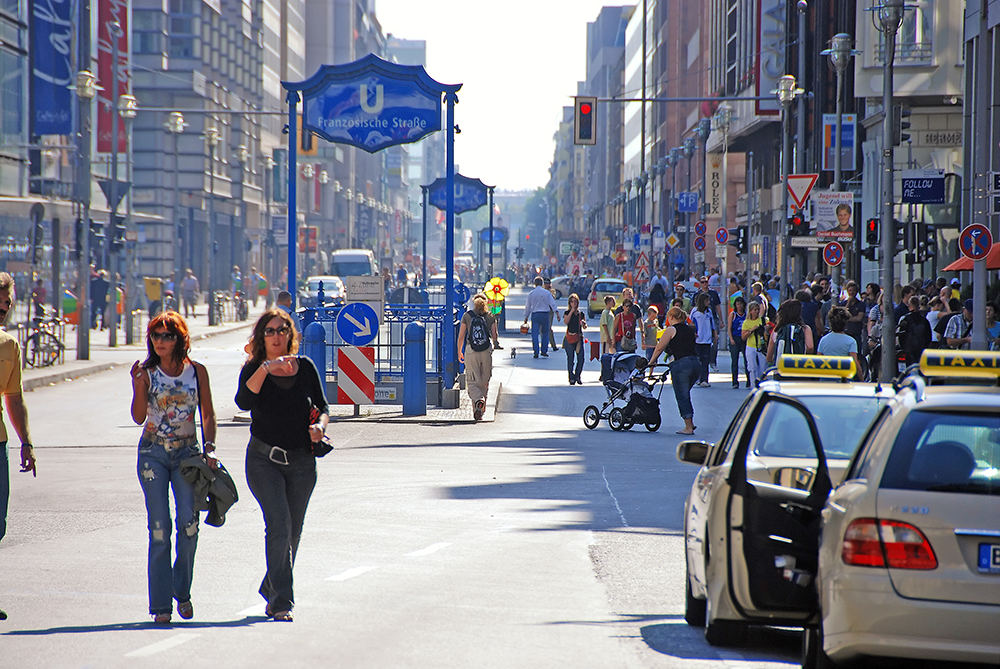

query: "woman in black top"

left=562, top=293, right=587, bottom=385
left=649, top=306, right=701, bottom=435
left=235, top=309, right=329, bottom=622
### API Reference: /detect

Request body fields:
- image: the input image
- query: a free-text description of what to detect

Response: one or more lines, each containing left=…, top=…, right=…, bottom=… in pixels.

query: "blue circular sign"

left=454, top=282, right=471, bottom=305
left=336, top=302, right=379, bottom=346
left=823, top=241, right=844, bottom=267
left=959, top=224, right=992, bottom=261
left=694, top=237, right=706, bottom=251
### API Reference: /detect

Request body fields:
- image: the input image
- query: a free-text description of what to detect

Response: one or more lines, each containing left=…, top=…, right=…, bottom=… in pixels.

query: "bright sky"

left=376, top=0, right=620, bottom=193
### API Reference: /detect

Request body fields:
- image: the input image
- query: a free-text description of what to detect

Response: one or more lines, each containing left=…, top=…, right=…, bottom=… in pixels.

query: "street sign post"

left=823, top=241, right=845, bottom=267
left=666, top=233, right=680, bottom=249
left=694, top=220, right=707, bottom=236
left=959, top=224, right=993, bottom=260
left=678, top=192, right=699, bottom=213
left=900, top=168, right=945, bottom=204
left=787, top=173, right=819, bottom=210
left=336, top=302, right=379, bottom=346
left=345, top=276, right=384, bottom=325
left=715, top=228, right=728, bottom=245
left=694, top=237, right=706, bottom=251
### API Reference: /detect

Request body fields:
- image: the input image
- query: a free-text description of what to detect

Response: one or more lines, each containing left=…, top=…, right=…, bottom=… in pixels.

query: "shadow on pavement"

left=2, top=615, right=267, bottom=635
left=640, top=618, right=800, bottom=663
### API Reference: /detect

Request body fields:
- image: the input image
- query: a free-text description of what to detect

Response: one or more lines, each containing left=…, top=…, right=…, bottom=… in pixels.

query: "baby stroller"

left=583, top=352, right=668, bottom=432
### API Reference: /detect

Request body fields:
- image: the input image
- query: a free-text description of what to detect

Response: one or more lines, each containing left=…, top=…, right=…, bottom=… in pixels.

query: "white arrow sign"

left=342, top=311, right=371, bottom=339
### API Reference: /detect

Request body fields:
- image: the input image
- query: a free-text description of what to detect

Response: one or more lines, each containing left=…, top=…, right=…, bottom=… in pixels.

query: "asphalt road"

left=1, top=289, right=801, bottom=668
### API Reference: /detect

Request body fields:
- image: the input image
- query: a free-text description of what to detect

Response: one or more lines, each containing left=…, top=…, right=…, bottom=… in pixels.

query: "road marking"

left=405, top=542, right=451, bottom=558
left=125, top=633, right=199, bottom=658
left=602, top=466, right=629, bottom=527
left=326, top=565, right=378, bottom=581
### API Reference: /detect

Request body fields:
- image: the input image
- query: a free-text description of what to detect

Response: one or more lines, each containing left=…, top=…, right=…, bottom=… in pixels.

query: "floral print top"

left=142, top=361, right=198, bottom=450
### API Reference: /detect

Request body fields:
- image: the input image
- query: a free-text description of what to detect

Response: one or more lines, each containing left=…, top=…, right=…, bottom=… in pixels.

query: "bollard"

left=403, top=322, right=426, bottom=416
left=302, top=321, right=326, bottom=384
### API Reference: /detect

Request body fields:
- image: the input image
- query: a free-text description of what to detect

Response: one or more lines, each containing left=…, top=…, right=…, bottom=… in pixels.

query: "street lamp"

left=713, top=103, right=734, bottom=293
left=261, top=153, right=276, bottom=293
left=74, top=68, right=100, bottom=359
left=165, top=112, right=187, bottom=304
left=683, top=136, right=697, bottom=279
left=695, top=119, right=712, bottom=276
left=821, top=33, right=859, bottom=283
left=203, top=125, right=220, bottom=324
left=106, top=19, right=127, bottom=346
left=774, top=74, right=805, bottom=298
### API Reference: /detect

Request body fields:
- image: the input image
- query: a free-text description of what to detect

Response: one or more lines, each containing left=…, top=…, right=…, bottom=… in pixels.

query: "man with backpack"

left=766, top=299, right=814, bottom=364
left=896, top=295, right=932, bottom=364
left=943, top=299, right=974, bottom=350
left=458, top=293, right=499, bottom=420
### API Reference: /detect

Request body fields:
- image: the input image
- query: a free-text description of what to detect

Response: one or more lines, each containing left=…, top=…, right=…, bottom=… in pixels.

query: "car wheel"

left=582, top=405, right=601, bottom=430
left=684, top=564, right=706, bottom=627
left=801, top=624, right=838, bottom=669
left=608, top=408, right=626, bottom=431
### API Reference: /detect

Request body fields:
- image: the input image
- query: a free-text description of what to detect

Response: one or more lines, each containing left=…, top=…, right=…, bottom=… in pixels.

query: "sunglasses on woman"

left=264, top=325, right=291, bottom=337
left=150, top=331, right=177, bottom=342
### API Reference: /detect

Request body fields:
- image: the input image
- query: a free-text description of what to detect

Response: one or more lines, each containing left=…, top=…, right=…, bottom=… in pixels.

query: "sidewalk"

left=21, top=303, right=269, bottom=391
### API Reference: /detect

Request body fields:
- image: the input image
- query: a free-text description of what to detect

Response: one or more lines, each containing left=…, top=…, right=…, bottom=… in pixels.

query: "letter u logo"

left=360, top=84, right=384, bottom=114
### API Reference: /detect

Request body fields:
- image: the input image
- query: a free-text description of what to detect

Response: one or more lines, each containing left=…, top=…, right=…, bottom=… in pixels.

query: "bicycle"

left=233, top=290, right=249, bottom=321
left=210, top=290, right=227, bottom=324
left=25, top=311, right=65, bottom=368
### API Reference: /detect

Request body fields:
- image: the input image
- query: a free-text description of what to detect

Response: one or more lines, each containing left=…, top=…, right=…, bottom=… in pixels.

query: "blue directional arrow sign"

left=427, top=174, right=491, bottom=214
left=678, top=192, right=699, bottom=213
left=336, top=302, right=379, bottom=346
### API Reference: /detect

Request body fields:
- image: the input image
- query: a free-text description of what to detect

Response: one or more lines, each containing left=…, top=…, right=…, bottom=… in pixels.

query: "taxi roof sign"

left=777, top=354, right=856, bottom=379
left=919, top=350, right=1000, bottom=378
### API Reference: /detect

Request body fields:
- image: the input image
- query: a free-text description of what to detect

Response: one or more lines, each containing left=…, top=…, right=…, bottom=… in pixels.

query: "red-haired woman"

left=235, top=309, right=329, bottom=622
left=130, top=312, right=216, bottom=624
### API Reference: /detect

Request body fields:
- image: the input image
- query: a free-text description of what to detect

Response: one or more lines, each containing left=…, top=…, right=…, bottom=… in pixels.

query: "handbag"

left=309, top=403, right=333, bottom=457
left=520, top=323, right=530, bottom=335
left=566, top=332, right=581, bottom=345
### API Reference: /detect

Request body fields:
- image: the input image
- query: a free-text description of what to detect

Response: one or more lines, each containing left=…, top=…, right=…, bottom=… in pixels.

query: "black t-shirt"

left=668, top=321, right=697, bottom=359
left=235, top=356, right=329, bottom=452
left=566, top=310, right=585, bottom=335
left=613, top=303, right=643, bottom=320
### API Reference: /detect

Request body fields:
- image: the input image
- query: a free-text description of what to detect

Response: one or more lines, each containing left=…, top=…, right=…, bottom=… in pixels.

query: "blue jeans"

left=670, top=355, right=701, bottom=420
left=730, top=340, right=748, bottom=384
left=137, top=440, right=201, bottom=615
left=1, top=441, right=8, bottom=542
left=696, top=343, right=712, bottom=383
left=564, top=337, right=584, bottom=380
left=245, top=445, right=317, bottom=613
left=530, top=311, right=550, bottom=356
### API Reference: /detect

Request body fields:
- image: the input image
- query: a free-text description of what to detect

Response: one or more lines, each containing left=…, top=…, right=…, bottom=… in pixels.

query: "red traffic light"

left=867, top=218, right=878, bottom=233
left=580, top=103, right=592, bottom=115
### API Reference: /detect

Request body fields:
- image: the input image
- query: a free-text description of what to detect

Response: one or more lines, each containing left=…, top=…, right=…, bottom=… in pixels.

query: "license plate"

left=977, top=543, right=1000, bottom=573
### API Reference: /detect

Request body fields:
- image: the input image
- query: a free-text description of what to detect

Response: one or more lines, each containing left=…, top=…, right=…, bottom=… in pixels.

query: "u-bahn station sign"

left=292, top=54, right=447, bottom=154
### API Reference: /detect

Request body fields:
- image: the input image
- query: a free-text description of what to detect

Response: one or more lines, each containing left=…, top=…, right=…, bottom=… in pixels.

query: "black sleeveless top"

left=667, top=321, right=697, bottom=359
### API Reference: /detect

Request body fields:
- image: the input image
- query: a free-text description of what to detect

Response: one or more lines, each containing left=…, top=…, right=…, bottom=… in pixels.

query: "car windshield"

left=594, top=282, right=621, bottom=293
left=308, top=279, right=340, bottom=292
left=330, top=261, right=372, bottom=276
left=881, top=411, right=1000, bottom=496
left=753, top=394, right=888, bottom=460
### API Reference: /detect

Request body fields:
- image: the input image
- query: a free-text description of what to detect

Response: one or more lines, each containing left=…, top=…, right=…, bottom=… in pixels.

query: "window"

left=875, top=0, right=934, bottom=65
left=0, top=23, right=24, bottom=153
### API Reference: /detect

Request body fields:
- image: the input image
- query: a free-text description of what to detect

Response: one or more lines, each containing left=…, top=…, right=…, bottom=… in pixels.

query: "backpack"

left=468, top=312, right=491, bottom=352
left=616, top=309, right=637, bottom=352
left=775, top=323, right=806, bottom=358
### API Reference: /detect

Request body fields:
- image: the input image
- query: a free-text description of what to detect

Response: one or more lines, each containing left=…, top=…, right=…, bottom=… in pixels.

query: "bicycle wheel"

left=30, top=332, right=63, bottom=367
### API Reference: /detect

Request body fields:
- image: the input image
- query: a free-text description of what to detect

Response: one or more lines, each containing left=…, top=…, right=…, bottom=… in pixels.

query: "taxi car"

left=675, top=355, right=893, bottom=646
left=587, top=278, right=627, bottom=317
left=797, top=350, right=1000, bottom=668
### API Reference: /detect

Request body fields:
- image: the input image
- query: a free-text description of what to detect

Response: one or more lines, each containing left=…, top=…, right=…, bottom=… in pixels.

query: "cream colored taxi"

left=677, top=355, right=893, bottom=645
left=799, top=350, right=1000, bottom=668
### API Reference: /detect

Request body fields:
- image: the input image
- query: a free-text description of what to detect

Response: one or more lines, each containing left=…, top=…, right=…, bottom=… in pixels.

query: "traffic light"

left=861, top=245, right=878, bottom=262
left=31, top=221, right=44, bottom=264
left=894, top=220, right=907, bottom=254
left=73, top=217, right=83, bottom=259
left=788, top=209, right=805, bottom=236
left=891, top=104, right=912, bottom=146
left=866, top=217, right=879, bottom=245
left=727, top=226, right=748, bottom=254
left=89, top=219, right=105, bottom=247
left=573, top=96, right=597, bottom=146
left=917, top=224, right=937, bottom=262
left=297, top=114, right=317, bottom=156
left=109, top=214, right=127, bottom=252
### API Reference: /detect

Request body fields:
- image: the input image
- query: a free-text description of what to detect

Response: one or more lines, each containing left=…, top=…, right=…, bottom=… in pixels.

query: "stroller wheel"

left=582, top=405, right=601, bottom=430
left=645, top=415, right=662, bottom=432
left=608, top=408, right=626, bottom=431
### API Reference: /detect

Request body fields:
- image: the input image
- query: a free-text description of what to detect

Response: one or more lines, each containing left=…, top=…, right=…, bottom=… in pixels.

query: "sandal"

left=177, top=601, right=194, bottom=620
left=271, top=610, right=293, bottom=622
left=152, top=612, right=172, bottom=624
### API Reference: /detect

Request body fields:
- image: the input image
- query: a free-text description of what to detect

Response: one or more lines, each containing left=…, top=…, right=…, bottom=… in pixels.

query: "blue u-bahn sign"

left=287, top=54, right=451, bottom=154
left=427, top=174, right=491, bottom=214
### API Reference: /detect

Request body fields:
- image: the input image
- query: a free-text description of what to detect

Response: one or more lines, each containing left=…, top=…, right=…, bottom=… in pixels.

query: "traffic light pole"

left=108, top=22, right=121, bottom=347
left=780, top=102, right=791, bottom=300
left=75, top=0, right=92, bottom=360
left=878, top=0, right=903, bottom=382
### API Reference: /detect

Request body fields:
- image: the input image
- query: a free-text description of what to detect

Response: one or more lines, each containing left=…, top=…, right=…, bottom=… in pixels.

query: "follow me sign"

left=296, top=54, right=447, bottom=153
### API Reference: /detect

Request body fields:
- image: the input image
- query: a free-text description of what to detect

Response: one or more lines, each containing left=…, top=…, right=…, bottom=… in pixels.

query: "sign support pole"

left=443, top=91, right=457, bottom=388
left=488, top=186, right=495, bottom=277
left=286, top=90, right=299, bottom=308
left=421, top=185, right=428, bottom=287
left=972, top=0, right=989, bottom=350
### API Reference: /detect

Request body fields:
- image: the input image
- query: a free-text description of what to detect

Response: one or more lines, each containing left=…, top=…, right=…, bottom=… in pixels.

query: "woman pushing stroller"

left=648, top=305, right=701, bottom=435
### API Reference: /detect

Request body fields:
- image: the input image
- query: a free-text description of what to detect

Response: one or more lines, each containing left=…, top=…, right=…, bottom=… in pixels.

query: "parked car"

left=587, top=278, right=627, bottom=317
left=300, top=275, right=345, bottom=307
left=675, top=355, right=893, bottom=647
left=549, top=275, right=574, bottom=299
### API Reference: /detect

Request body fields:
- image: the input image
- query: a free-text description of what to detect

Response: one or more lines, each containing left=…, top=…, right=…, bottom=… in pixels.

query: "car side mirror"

left=677, top=440, right=713, bottom=465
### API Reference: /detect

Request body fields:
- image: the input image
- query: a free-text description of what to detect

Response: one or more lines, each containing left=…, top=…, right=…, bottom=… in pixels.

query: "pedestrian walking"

left=943, top=299, right=974, bottom=350
left=649, top=306, right=701, bottom=435
left=91, top=269, right=109, bottom=329
left=766, top=299, right=814, bottom=364
left=728, top=296, right=748, bottom=388
left=181, top=268, right=200, bottom=319
left=741, top=301, right=769, bottom=386
left=562, top=294, right=587, bottom=385
left=691, top=293, right=717, bottom=386
left=599, top=295, right=616, bottom=355
left=896, top=296, right=932, bottom=365
left=612, top=293, right=640, bottom=353
left=544, top=277, right=559, bottom=352
left=522, top=276, right=558, bottom=358
left=129, top=311, right=217, bottom=624
left=817, top=306, right=862, bottom=373
left=235, top=309, right=329, bottom=622
left=642, top=306, right=660, bottom=361
left=0, top=273, right=38, bottom=622
left=457, top=293, right=498, bottom=419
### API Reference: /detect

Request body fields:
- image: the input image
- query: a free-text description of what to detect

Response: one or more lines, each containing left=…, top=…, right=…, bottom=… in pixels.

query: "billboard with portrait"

left=814, top=191, right=855, bottom=241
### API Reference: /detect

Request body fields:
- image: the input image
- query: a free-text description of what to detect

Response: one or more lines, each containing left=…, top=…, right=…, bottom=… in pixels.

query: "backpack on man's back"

left=468, top=312, right=492, bottom=352
left=775, top=323, right=806, bottom=358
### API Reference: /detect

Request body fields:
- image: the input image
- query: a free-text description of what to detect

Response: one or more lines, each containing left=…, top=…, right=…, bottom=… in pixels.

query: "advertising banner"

left=814, top=191, right=855, bottom=242
left=706, top=153, right=722, bottom=218
left=30, top=0, right=74, bottom=135
left=97, top=0, right=129, bottom=153
left=821, top=114, right=856, bottom=172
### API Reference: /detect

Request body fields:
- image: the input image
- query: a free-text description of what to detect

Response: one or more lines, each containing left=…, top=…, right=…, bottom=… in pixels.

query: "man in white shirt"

left=648, top=268, right=669, bottom=293
left=522, top=276, right=558, bottom=358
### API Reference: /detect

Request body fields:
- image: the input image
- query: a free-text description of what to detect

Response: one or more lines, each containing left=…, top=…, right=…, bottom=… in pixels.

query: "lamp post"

left=203, top=125, right=220, bottom=325
left=822, top=33, right=859, bottom=284
left=695, top=118, right=712, bottom=276
left=668, top=147, right=681, bottom=278
left=683, top=136, right=697, bottom=280
left=74, top=68, right=98, bottom=359
left=233, top=143, right=250, bottom=280
left=623, top=179, right=633, bottom=264
left=300, top=162, right=315, bottom=276
left=713, top=103, right=733, bottom=314
left=775, top=74, right=805, bottom=298
left=165, top=112, right=188, bottom=309
left=262, top=153, right=276, bottom=297
left=108, top=85, right=136, bottom=347
left=876, top=0, right=904, bottom=381
left=317, top=168, right=329, bottom=273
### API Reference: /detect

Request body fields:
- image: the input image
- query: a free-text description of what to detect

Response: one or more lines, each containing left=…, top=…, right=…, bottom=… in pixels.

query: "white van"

left=329, top=249, right=378, bottom=278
